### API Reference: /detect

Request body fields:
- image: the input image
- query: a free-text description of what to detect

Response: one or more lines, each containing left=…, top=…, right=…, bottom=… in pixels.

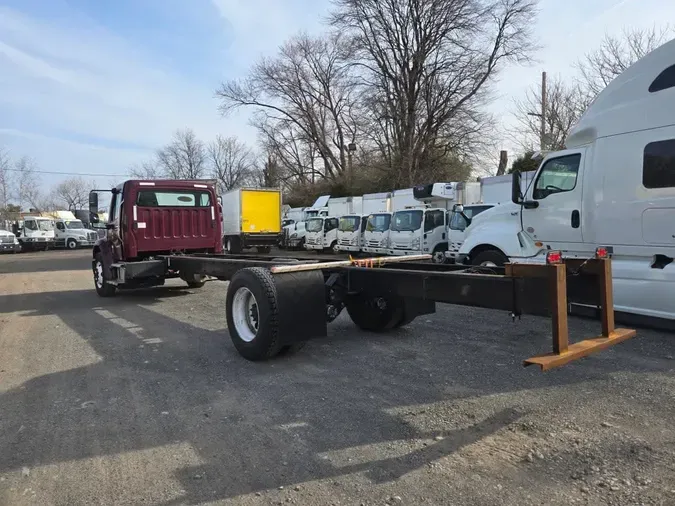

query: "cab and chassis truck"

left=88, top=179, right=636, bottom=370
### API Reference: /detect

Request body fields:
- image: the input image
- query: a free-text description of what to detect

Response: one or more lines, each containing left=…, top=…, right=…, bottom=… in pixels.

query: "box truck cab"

left=336, top=214, right=368, bottom=252
left=386, top=183, right=473, bottom=263
left=362, top=212, right=392, bottom=254
left=280, top=196, right=330, bottom=249
left=303, top=216, right=340, bottom=253
left=458, top=37, right=675, bottom=321
left=14, top=216, right=56, bottom=251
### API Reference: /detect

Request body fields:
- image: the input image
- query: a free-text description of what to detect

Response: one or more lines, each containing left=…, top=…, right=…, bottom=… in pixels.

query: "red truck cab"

left=89, top=180, right=223, bottom=296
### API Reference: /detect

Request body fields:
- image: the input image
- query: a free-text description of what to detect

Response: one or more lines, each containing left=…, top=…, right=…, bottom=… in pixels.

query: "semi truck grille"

left=0, top=236, right=13, bottom=244
left=87, top=232, right=97, bottom=241
left=368, top=240, right=379, bottom=247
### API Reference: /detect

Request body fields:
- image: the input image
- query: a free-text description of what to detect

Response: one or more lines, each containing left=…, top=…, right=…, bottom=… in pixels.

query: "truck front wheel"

left=225, top=236, right=242, bottom=254
left=93, top=253, right=116, bottom=297
left=226, top=267, right=285, bottom=361
left=66, top=238, right=78, bottom=250
left=346, top=294, right=405, bottom=332
left=471, top=249, right=508, bottom=267
left=181, top=272, right=207, bottom=289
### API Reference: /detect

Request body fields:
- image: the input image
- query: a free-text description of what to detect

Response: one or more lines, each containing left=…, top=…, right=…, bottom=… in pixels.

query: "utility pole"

left=540, top=71, right=547, bottom=151
left=527, top=71, right=548, bottom=151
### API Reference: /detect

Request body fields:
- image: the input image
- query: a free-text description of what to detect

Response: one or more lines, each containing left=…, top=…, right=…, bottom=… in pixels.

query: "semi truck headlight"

left=411, top=238, right=420, bottom=249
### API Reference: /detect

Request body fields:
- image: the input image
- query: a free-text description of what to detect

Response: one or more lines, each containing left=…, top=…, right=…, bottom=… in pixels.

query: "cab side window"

left=56, top=222, right=65, bottom=231
left=533, top=154, right=581, bottom=199
left=325, top=218, right=338, bottom=232
left=643, top=139, right=675, bottom=188
left=424, top=210, right=445, bottom=232
left=25, top=220, right=37, bottom=231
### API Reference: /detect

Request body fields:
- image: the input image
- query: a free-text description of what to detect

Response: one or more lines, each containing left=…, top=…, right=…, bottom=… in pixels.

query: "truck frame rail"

left=136, top=251, right=637, bottom=370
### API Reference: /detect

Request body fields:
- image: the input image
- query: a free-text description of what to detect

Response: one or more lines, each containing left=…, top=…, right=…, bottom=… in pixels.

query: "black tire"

left=225, top=236, right=242, bottom=254
left=471, top=249, right=508, bottom=267
left=226, top=267, right=284, bottom=361
left=256, top=246, right=271, bottom=254
left=346, top=294, right=405, bottom=332
left=431, top=244, right=448, bottom=264
left=66, top=238, right=78, bottom=250
left=93, top=253, right=116, bottom=297
left=181, top=272, right=207, bottom=289
left=330, top=241, right=339, bottom=255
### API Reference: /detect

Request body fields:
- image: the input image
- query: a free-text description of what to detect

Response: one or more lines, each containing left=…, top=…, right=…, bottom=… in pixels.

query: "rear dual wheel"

left=345, top=294, right=409, bottom=331
left=225, top=268, right=304, bottom=361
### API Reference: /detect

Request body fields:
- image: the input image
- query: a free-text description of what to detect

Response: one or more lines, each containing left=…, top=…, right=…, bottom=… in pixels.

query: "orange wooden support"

left=508, top=258, right=637, bottom=371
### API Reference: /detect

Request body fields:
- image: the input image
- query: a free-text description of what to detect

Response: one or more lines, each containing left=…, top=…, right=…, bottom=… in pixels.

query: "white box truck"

left=280, top=195, right=330, bottom=250
left=338, top=193, right=389, bottom=253
left=457, top=37, right=675, bottom=322
left=386, top=183, right=469, bottom=262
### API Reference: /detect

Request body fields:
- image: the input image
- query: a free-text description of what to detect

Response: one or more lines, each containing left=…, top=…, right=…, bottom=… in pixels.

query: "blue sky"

left=0, top=0, right=673, bottom=191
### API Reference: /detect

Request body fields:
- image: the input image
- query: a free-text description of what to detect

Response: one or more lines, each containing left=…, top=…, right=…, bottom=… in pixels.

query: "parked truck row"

left=280, top=176, right=518, bottom=263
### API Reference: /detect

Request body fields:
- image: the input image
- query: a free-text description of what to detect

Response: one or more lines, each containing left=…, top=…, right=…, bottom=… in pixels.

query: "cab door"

left=522, top=149, right=585, bottom=247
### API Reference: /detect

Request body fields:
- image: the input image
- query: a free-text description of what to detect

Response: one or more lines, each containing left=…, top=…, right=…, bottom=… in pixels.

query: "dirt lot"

left=1, top=250, right=674, bottom=506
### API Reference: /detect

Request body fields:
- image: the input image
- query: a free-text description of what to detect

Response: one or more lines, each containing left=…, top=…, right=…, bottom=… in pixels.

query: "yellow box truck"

left=221, top=188, right=282, bottom=254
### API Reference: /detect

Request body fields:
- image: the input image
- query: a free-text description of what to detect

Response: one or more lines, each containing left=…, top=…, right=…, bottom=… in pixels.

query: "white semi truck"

left=52, top=210, right=99, bottom=249
left=457, top=37, right=675, bottom=322
left=444, top=175, right=533, bottom=262
left=13, top=216, right=56, bottom=251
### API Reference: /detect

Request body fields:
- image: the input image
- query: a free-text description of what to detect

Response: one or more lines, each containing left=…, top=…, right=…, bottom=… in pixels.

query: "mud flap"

left=272, top=270, right=328, bottom=344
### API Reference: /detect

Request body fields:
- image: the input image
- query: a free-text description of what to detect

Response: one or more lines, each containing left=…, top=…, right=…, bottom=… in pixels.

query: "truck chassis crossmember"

left=100, top=252, right=636, bottom=370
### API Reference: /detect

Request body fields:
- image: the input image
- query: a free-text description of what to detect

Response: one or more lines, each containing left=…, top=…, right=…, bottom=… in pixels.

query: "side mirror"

left=511, top=171, right=522, bottom=204
left=89, top=192, right=99, bottom=216
left=453, top=204, right=464, bottom=213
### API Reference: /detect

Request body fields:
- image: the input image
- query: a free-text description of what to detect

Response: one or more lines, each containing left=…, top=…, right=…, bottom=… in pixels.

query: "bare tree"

left=216, top=33, right=361, bottom=183
left=330, top=0, right=538, bottom=186
left=156, top=128, right=206, bottom=179
left=54, top=177, right=92, bottom=210
left=0, top=147, right=11, bottom=210
left=576, top=26, right=672, bottom=105
left=511, top=76, right=586, bottom=151
left=13, top=156, right=46, bottom=212
left=129, top=160, right=162, bottom=179
left=256, top=117, right=321, bottom=186
left=207, top=136, right=255, bottom=191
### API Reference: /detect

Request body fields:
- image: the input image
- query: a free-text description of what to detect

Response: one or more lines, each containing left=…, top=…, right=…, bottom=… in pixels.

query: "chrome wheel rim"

left=232, top=287, right=259, bottom=342
left=95, top=261, right=104, bottom=288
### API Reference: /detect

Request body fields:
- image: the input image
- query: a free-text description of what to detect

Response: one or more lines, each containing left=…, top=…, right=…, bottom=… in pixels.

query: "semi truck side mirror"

left=89, top=192, right=99, bottom=216
left=511, top=171, right=522, bottom=204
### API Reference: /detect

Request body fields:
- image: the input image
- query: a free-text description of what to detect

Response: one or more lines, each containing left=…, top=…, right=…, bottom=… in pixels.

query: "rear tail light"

left=595, top=246, right=610, bottom=259
left=546, top=250, right=563, bottom=264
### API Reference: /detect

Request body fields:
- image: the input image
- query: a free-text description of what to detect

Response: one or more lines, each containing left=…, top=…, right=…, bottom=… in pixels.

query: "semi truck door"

left=523, top=150, right=585, bottom=247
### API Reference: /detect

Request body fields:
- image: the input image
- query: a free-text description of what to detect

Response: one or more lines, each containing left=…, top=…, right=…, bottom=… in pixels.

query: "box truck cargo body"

left=222, top=188, right=282, bottom=253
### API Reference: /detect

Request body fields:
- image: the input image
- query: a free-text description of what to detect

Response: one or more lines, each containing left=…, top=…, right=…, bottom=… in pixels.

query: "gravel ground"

left=0, top=249, right=674, bottom=506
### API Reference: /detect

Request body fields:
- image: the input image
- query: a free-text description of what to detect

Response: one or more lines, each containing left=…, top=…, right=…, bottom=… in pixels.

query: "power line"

left=3, top=167, right=129, bottom=177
